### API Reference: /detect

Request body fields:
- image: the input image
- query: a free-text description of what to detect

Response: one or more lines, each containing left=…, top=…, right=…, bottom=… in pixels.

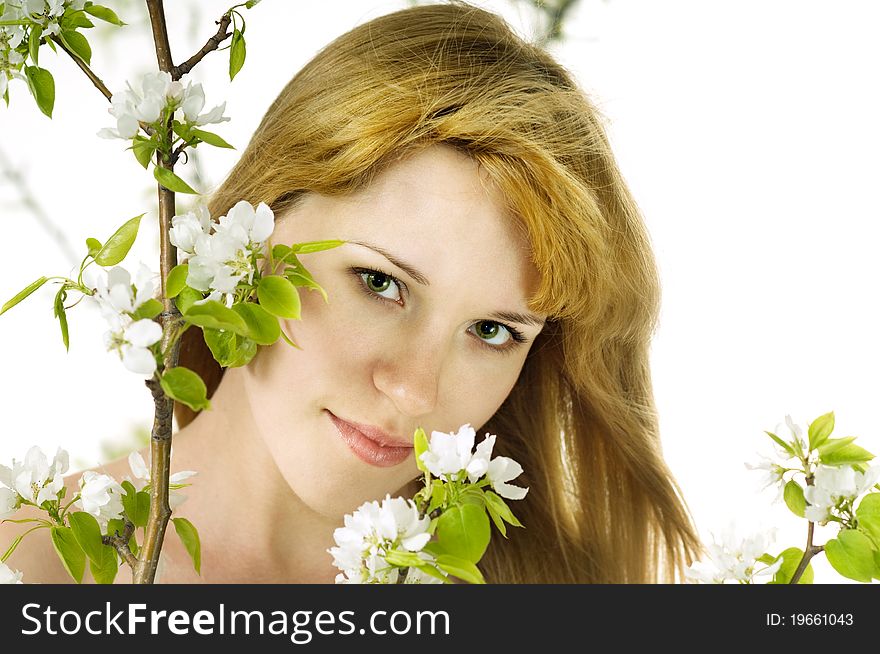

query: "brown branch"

left=173, top=14, right=233, bottom=80
left=134, top=0, right=181, bottom=586
left=103, top=519, right=138, bottom=570
left=790, top=473, right=824, bottom=583
left=50, top=35, right=112, bottom=102
left=146, top=0, right=175, bottom=73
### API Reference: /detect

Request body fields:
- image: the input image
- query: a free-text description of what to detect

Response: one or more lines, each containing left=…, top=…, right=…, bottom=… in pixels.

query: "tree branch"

left=50, top=35, right=112, bottom=102
left=790, top=473, right=824, bottom=583
left=103, top=519, right=138, bottom=570
left=134, top=0, right=181, bottom=586
left=173, top=14, right=232, bottom=80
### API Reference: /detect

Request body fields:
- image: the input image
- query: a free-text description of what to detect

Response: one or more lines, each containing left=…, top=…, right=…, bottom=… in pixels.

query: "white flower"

left=0, top=561, right=23, bottom=584
left=744, top=453, right=787, bottom=503
left=0, top=446, right=69, bottom=506
left=0, top=486, right=18, bottom=519
left=329, top=494, right=433, bottom=584
left=127, top=451, right=196, bottom=510
left=802, top=463, right=879, bottom=525
left=77, top=471, right=124, bottom=529
left=420, top=424, right=476, bottom=480
left=466, top=433, right=495, bottom=483
left=177, top=80, right=229, bottom=126
left=170, top=205, right=212, bottom=260
left=685, top=522, right=782, bottom=584
left=486, top=455, right=529, bottom=500
left=103, top=318, right=162, bottom=378
left=94, top=264, right=157, bottom=320
left=774, top=415, right=807, bottom=456
left=185, top=201, right=275, bottom=304
left=97, top=71, right=182, bottom=140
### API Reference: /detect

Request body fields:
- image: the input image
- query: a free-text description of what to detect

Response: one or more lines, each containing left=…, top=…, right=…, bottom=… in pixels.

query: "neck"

left=170, top=366, right=341, bottom=583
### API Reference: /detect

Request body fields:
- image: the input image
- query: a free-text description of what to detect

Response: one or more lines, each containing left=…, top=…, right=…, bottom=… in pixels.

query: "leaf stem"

left=49, top=34, right=112, bottom=101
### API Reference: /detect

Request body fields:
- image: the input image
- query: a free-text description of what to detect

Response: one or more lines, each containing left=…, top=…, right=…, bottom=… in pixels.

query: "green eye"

left=472, top=321, right=511, bottom=346
left=365, top=272, right=391, bottom=293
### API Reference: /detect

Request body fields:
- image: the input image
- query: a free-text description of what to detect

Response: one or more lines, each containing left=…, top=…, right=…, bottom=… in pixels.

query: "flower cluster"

left=0, top=561, right=23, bottom=584
left=171, top=201, right=275, bottom=306
left=98, top=70, right=228, bottom=141
left=685, top=523, right=783, bottom=584
left=420, top=424, right=528, bottom=500
left=0, top=445, right=68, bottom=508
left=803, top=464, right=880, bottom=525
left=0, top=3, right=25, bottom=98
left=329, top=495, right=439, bottom=584
left=90, top=263, right=162, bottom=377
left=76, top=470, right=123, bottom=529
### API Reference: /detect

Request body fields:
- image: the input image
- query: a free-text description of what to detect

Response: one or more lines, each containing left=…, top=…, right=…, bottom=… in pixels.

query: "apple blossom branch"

left=174, top=13, right=233, bottom=79
left=789, top=473, right=825, bottom=584
left=49, top=34, right=112, bottom=102
left=102, top=518, right=138, bottom=570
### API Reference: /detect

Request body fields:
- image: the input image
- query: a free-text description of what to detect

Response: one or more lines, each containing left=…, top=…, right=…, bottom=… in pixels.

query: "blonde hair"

left=176, top=1, right=703, bottom=583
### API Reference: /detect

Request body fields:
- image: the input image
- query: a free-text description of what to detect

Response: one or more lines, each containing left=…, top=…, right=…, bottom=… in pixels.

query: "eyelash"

left=350, top=266, right=527, bottom=354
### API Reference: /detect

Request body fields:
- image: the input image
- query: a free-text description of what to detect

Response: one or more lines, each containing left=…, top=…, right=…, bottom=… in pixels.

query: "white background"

left=1, top=0, right=878, bottom=583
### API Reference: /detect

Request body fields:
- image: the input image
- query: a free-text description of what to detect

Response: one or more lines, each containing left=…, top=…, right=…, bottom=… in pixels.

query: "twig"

left=790, top=473, right=824, bottom=583
left=146, top=0, right=174, bottom=73
left=102, top=519, right=138, bottom=569
left=173, top=14, right=232, bottom=80
left=49, top=35, right=112, bottom=102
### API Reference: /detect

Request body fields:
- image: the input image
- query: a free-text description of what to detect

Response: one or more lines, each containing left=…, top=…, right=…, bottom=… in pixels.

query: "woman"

left=3, top=2, right=702, bottom=583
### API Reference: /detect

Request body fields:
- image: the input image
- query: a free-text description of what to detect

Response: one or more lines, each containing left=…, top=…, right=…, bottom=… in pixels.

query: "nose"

left=372, top=338, right=445, bottom=418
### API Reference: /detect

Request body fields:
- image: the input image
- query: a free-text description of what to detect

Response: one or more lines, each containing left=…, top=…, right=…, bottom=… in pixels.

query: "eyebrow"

left=348, top=239, right=545, bottom=328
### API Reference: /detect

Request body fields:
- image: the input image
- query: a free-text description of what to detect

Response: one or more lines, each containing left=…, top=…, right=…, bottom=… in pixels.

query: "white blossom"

left=0, top=486, right=18, bottom=519
left=177, top=80, right=229, bottom=126
left=93, top=264, right=156, bottom=322
left=169, top=204, right=212, bottom=260
left=77, top=471, right=124, bottom=529
left=127, top=451, right=196, bottom=510
left=685, top=522, right=783, bottom=584
left=103, top=318, right=162, bottom=378
left=486, top=456, right=529, bottom=500
left=419, top=424, right=476, bottom=480
left=0, top=561, right=23, bottom=584
left=329, top=494, right=434, bottom=584
left=803, top=463, right=880, bottom=525
left=744, top=453, right=787, bottom=503
left=185, top=201, right=275, bottom=305
left=0, top=446, right=69, bottom=506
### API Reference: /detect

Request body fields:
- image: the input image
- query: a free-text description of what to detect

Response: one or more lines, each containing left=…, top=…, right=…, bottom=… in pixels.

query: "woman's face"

left=240, top=144, right=546, bottom=519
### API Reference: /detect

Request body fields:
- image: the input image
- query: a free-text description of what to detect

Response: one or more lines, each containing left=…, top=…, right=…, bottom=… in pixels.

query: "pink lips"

left=327, top=411, right=413, bottom=468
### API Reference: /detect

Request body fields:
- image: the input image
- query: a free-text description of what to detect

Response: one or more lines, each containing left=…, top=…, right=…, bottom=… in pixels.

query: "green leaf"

left=131, top=298, right=162, bottom=321
left=817, top=436, right=857, bottom=456
left=384, top=549, right=426, bottom=568
left=483, top=490, right=523, bottom=528
left=62, top=9, right=94, bottom=29
left=855, top=494, right=880, bottom=547
left=174, top=286, right=202, bottom=315
left=86, top=237, right=102, bottom=257
left=825, top=529, right=876, bottom=582
left=172, top=517, right=201, bottom=575
left=190, top=128, right=234, bottom=149
left=122, top=490, right=150, bottom=528
left=257, top=275, right=301, bottom=319
left=50, top=527, right=86, bottom=584
left=245, top=0, right=262, bottom=8
left=172, top=120, right=193, bottom=142
left=783, top=480, right=806, bottom=518
left=183, top=300, right=249, bottom=335
left=60, top=29, right=91, bottom=65
left=166, top=264, right=188, bottom=299
left=830, top=531, right=874, bottom=580
left=232, top=302, right=280, bottom=345
left=24, top=65, right=54, bottom=118
left=294, top=239, right=345, bottom=254
left=28, top=25, right=42, bottom=65
left=426, top=479, right=447, bottom=515
left=132, top=136, right=157, bottom=169
left=764, top=431, right=795, bottom=458
left=808, top=412, right=835, bottom=450
left=229, top=28, right=246, bottom=80
left=160, top=366, right=211, bottom=412
left=414, top=427, right=429, bottom=473
left=89, top=545, right=118, bottom=584
left=94, top=214, right=144, bottom=266
left=203, top=328, right=257, bottom=368
left=435, top=503, right=491, bottom=564
left=768, top=547, right=814, bottom=584
left=434, top=554, right=485, bottom=584
left=820, top=443, right=874, bottom=466
left=1, top=276, right=49, bottom=315
left=69, top=511, right=106, bottom=565
left=55, top=288, right=72, bottom=352
left=153, top=166, right=199, bottom=194
left=285, top=271, right=329, bottom=303
left=84, top=4, right=125, bottom=26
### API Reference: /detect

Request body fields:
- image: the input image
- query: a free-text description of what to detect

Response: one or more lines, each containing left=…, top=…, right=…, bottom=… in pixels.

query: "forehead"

left=276, top=145, right=541, bottom=303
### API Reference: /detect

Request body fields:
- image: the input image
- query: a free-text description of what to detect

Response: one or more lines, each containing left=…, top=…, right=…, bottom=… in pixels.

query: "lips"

left=326, top=410, right=413, bottom=468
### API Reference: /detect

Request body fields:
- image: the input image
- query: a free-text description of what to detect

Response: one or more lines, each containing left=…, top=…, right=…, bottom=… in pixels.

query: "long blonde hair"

left=176, top=1, right=703, bottom=583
